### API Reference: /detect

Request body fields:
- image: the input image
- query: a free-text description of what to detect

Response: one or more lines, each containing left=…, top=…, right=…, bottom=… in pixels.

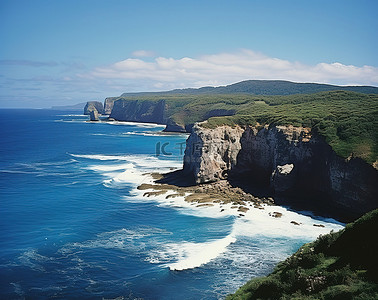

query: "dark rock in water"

left=291, top=221, right=301, bottom=225
left=269, top=211, right=283, bottom=218
left=163, top=118, right=186, bottom=132
left=89, top=109, right=99, bottom=121
left=84, top=101, right=104, bottom=115
left=313, top=224, right=325, bottom=228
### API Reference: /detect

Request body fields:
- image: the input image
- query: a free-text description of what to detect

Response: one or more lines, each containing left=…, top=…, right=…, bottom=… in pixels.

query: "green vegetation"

left=226, top=209, right=378, bottom=300
left=120, top=80, right=378, bottom=96
left=204, top=91, right=378, bottom=164
left=114, top=90, right=378, bottom=164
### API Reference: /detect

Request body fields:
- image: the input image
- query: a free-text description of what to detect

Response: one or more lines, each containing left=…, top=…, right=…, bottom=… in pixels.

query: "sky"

left=0, top=0, right=377, bottom=108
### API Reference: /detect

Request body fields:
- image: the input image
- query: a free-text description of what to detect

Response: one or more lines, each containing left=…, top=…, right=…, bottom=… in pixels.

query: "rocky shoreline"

left=137, top=171, right=332, bottom=229
left=139, top=171, right=276, bottom=215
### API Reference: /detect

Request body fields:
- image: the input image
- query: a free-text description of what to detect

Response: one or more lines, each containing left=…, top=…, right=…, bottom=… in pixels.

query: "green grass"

left=226, top=209, right=378, bottom=300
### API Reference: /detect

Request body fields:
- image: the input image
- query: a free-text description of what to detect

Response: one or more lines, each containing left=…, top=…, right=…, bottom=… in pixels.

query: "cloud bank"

left=81, top=49, right=378, bottom=91
left=1, top=49, right=377, bottom=108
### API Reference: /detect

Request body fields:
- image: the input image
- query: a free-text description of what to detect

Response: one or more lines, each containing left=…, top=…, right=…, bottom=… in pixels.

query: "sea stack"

left=89, top=109, right=99, bottom=121
left=84, top=101, right=104, bottom=115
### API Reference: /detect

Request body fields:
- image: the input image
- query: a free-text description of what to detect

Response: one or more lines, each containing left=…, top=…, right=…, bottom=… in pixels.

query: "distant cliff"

left=120, top=80, right=378, bottom=97
left=84, top=101, right=104, bottom=115
left=183, top=124, right=378, bottom=221
left=104, top=98, right=116, bottom=114
left=109, top=99, right=167, bottom=124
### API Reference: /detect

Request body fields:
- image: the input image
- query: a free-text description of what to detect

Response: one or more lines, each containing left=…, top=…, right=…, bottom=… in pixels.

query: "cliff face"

left=104, top=98, right=116, bottom=114
left=110, top=99, right=167, bottom=124
left=183, top=124, right=378, bottom=220
left=84, top=101, right=104, bottom=115
left=89, top=110, right=99, bottom=121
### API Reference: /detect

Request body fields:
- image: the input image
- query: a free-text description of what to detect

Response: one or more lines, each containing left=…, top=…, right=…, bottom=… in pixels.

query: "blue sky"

left=1, top=0, right=377, bottom=108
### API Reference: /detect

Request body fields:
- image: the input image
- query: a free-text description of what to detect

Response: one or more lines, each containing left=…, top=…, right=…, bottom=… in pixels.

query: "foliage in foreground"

left=226, top=209, right=378, bottom=300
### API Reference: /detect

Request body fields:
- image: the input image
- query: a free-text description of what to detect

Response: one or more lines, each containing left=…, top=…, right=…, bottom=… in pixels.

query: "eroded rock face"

left=164, top=119, right=187, bottom=133
left=104, top=98, right=116, bottom=114
left=183, top=124, right=378, bottom=220
left=89, top=109, right=99, bottom=121
left=84, top=101, right=104, bottom=115
left=184, top=124, right=244, bottom=183
left=110, top=99, right=167, bottom=124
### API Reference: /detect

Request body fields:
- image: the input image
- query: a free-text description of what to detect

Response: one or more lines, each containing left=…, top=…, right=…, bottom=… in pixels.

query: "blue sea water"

left=0, top=109, right=344, bottom=299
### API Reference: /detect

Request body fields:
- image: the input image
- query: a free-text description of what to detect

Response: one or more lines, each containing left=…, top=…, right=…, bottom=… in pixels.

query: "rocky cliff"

left=84, top=101, right=104, bottom=115
left=109, top=99, right=167, bottom=124
left=183, top=124, right=378, bottom=221
left=104, top=98, right=116, bottom=114
left=89, top=109, right=99, bottom=121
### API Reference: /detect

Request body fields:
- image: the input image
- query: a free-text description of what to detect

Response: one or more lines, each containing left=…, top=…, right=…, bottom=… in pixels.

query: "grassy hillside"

left=226, top=209, right=378, bottom=300
left=107, top=90, right=378, bottom=164
left=203, top=91, right=378, bottom=164
left=120, top=80, right=378, bottom=96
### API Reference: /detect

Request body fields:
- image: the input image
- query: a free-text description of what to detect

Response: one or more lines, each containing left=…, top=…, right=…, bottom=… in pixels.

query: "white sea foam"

left=71, top=152, right=343, bottom=272
left=122, top=131, right=189, bottom=137
left=125, top=184, right=344, bottom=271
left=70, top=154, right=130, bottom=161
left=70, top=153, right=182, bottom=168
left=59, top=227, right=171, bottom=255
left=85, top=163, right=135, bottom=172
left=0, top=169, right=39, bottom=174
left=156, top=204, right=343, bottom=271
left=103, top=168, right=148, bottom=187
left=166, top=234, right=237, bottom=271
left=71, top=153, right=182, bottom=188
left=57, top=114, right=86, bottom=117
left=54, top=119, right=87, bottom=123
left=232, top=205, right=344, bottom=240
left=2, top=159, right=78, bottom=176
left=131, top=187, right=344, bottom=239
left=17, top=249, right=51, bottom=272
left=106, top=121, right=166, bottom=129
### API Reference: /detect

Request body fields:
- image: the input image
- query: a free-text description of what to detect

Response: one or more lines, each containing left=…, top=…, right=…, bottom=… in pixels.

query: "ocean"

left=0, top=109, right=344, bottom=299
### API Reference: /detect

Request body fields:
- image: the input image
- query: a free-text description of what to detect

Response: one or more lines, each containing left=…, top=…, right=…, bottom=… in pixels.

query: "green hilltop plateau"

left=120, top=80, right=378, bottom=97
left=107, top=85, right=378, bottom=165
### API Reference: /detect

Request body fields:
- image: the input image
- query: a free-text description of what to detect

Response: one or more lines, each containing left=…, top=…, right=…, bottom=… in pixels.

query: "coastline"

left=0, top=109, right=347, bottom=299
left=131, top=170, right=344, bottom=272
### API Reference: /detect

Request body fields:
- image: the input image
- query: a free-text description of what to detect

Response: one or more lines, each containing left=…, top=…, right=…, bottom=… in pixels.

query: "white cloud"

left=80, top=49, right=378, bottom=91
left=131, top=50, right=156, bottom=57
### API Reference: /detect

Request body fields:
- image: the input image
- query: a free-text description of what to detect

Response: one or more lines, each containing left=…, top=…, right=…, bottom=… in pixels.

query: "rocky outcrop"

left=164, top=119, right=187, bottom=132
left=104, top=98, right=116, bottom=115
left=183, top=124, right=378, bottom=221
left=109, top=99, right=167, bottom=124
left=84, top=101, right=104, bottom=115
left=89, top=109, right=99, bottom=121
left=184, top=124, right=244, bottom=182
